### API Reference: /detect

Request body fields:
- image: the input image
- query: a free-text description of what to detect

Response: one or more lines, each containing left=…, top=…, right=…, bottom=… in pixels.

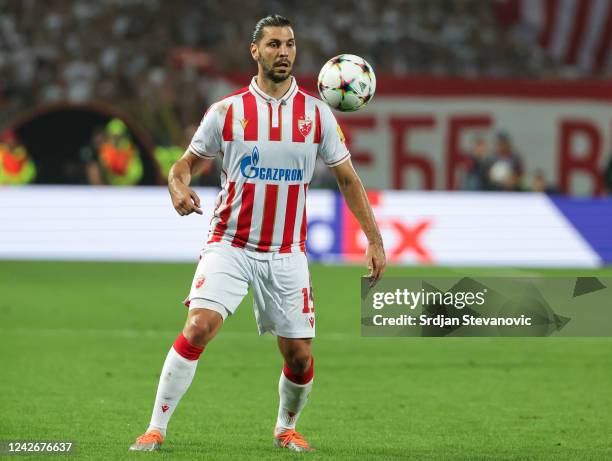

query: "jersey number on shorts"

left=301, top=287, right=315, bottom=314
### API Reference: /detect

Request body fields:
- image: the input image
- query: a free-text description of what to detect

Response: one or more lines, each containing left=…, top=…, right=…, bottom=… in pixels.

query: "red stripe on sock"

left=283, top=357, right=314, bottom=385
left=173, top=332, right=204, bottom=360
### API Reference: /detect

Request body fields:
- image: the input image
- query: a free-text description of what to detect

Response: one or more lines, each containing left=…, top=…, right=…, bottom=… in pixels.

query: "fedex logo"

left=306, top=191, right=433, bottom=263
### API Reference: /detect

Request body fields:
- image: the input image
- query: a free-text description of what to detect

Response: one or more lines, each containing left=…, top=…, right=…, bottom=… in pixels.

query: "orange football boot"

left=129, top=430, right=164, bottom=452
left=274, top=429, right=314, bottom=452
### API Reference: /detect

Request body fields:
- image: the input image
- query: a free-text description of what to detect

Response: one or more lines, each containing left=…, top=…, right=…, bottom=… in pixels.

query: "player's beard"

left=260, top=57, right=292, bottom=83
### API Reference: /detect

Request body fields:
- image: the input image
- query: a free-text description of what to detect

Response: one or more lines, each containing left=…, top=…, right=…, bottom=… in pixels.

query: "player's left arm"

left=330, top=159, right=386, bottom=286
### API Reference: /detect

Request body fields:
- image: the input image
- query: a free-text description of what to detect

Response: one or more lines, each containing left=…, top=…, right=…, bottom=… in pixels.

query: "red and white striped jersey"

left=189, top=77, right=350, bottom=254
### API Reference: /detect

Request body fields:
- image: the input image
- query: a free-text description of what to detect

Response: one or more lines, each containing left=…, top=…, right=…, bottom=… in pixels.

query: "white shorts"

left=185, top=243, right=315, bottom=338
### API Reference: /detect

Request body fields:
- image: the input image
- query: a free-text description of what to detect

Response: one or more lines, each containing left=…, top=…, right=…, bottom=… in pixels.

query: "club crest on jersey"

left=195, top=275, right=206, bottom=289
left=240, top=118, right=249, bottom=130
left=240, top=146, right=304, bottom=182
left=298, top=117, right=313, bottom=137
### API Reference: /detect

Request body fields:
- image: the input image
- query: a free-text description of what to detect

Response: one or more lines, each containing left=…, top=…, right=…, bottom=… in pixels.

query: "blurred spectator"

left=487, top=131, right=523, bottom=191
left=79, top=126, right=107, bottom=185
left=78, top=118, right=144, bottom=185
left=0, top=1, right=609, bottom=189
left=98, top=118, right=143, bottom=185
left=530, top=169, right=559, bottom=194
left=2, top=0, right=609, bottom=132
left=154, top=144, right=184, bottom=182
left=0, top=129, right=36, bottom=185
left=155, top=123, right=219, bottom=186
left=461, top=135, right=491, bottom=191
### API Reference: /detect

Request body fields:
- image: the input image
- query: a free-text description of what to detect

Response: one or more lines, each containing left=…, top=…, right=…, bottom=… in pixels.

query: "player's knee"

left=286, top=350, right=312, bottom=376
left=184, top=312, right=219, bottom=346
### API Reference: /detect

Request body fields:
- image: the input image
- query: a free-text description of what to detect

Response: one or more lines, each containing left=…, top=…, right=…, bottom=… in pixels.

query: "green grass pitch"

left=1, top=261, right=611, bottom=460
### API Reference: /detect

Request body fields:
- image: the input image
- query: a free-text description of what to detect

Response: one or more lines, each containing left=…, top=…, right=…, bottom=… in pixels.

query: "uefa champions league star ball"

left=317, top=54, right=376, bottom=112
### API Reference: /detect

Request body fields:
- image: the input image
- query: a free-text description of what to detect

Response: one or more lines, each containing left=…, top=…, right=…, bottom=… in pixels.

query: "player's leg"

left=250, top=253, right=316, bottom=451
left=146, top=308, right=224, bottom=432
left=129, top=307, right=225, bottom=452
left=130, top=244, right=250, bottom=451
left=275, top=336, right=314, bottom=449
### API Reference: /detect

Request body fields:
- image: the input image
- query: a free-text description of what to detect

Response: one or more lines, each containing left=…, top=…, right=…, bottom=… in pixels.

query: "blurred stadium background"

left=1, top=0, right=611, bottom=266
left=2, top=1, right=612, bottom=459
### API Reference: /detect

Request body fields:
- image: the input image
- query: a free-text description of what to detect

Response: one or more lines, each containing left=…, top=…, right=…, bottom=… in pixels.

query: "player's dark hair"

left=252, top=14, right=292, bottom=44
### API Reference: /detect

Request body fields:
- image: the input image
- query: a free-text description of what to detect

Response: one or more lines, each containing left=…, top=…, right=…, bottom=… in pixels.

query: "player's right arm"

left=169, top=102, right=224, bottom=216
left=168, top=150, right=211, bottom=216
left=316, top=103, right=386, bottom=286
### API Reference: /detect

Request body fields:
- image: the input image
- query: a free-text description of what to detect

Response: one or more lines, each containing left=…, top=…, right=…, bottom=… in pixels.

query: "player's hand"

left=366, top=239, right=386, bottom=287
left=169, top=183, right=203, bottom=216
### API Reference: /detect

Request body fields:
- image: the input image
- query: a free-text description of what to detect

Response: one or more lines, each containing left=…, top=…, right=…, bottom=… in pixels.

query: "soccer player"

left=130, top=14, right=386, bottom=453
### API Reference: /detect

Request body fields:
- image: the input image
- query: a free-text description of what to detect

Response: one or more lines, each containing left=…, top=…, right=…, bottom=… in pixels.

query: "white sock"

left=275, top=372, right=313, bottom=434
left=147, top=346, right=199, bottom=436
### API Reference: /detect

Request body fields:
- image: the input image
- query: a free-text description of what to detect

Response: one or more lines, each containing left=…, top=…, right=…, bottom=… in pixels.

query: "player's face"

left=252, top=26, right=296, bottom=83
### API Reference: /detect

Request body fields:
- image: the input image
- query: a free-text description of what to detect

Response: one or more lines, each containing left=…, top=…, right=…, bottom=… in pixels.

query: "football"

left=317, top=54, right=376, bottom=112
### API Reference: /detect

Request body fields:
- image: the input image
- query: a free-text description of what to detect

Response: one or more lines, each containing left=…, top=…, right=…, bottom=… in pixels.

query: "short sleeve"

left=188, top=103, right=223, bottom=159
left=316, top=103, right=351, bottom=167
